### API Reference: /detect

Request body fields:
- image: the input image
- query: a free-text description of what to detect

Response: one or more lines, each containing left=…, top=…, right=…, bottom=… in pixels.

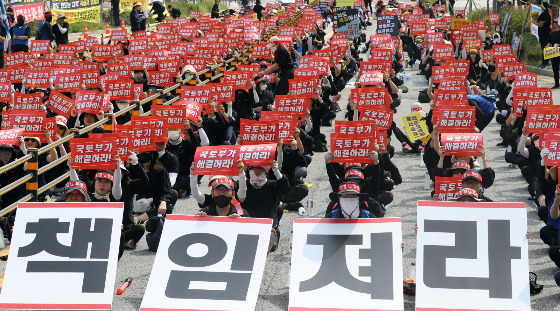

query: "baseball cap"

left=211, top=177, right=234, bottom=190
left=454, top=188, right=482, bottom=201
left=337, top=182, right=361, bottom=195
left=344, top=169, right=364, bottom=180
left=57, top=13, right=66, bottom=19
left=55, top=115, right=68, bottom=128
left=450, top=160, right=470, bottom=172
left=343, top=163, right=361, bottom=170
left=462, top=170, right=482, bottom=183
left=469, top=49, right=478, bottom=54
left=266, top=36, right=280, bottom=49
left=63, top=180, right=91, bottom=201
left=95, top=171, right=114, bottom=182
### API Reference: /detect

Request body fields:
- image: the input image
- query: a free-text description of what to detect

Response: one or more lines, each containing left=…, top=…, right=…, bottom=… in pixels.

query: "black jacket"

left=121, top=163, right=149, bottom=228
left=52, top=22, right=69, bottom=45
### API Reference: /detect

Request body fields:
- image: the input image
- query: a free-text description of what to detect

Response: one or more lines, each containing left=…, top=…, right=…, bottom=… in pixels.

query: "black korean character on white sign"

left=140, top=215, right=272, bottom=311
left=0, top=202, right=123, bottom=310
left=416, top=201, right=530, bottom=311
left=289, top=218, right=404, bottom=311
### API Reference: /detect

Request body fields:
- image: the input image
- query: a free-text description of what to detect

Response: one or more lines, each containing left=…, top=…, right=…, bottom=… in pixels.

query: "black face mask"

left=16, top=18, right=24, bottom=26
left=213, top=195, right=232, bottom=207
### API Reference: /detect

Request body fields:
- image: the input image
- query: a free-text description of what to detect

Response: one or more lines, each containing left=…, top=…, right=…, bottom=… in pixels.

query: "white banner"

left=416, top=200, right=530, bottom=311
left=289, top=218, right=403, bottom=311
left=0, top=202, right=124, bottom=310
left=140, top=215, right=273, bottom=311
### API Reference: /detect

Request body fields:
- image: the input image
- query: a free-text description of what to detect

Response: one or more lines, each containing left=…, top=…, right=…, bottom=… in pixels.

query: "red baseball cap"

left=451, top=160, right=470, bottom=172
left=211, top=177, right=234, bottom=190
left=462, top=170, right=482, bottom=183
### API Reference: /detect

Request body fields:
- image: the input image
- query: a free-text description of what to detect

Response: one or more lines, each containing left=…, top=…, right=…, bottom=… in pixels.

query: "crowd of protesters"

left=1, top=0, right=560, bottom=289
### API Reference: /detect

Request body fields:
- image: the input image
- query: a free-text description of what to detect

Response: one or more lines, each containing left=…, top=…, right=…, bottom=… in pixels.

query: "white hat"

left=266, top=36, right=280, bottom=49
left=57, top=13, right=66, bottom=19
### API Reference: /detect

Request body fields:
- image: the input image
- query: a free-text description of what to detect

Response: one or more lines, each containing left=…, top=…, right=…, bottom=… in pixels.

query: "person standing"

left=130, top=3, right=147, bottom=32
left=0, top=21, right=6, bottom=68
left=261, top=36, right=294, bottom=96
left=211, top=0, right=220, bottom=18
left=533, top=2, right=552, bottom=68
left=253, top=0, right=265, bottom=20
left=149, top=0, right=166, bottom=22
left=111, top=0, right=121, bottom=27
left=8, top=15, right=29, bottom=53
left=547, top=18, right=560, bottom=88
left=53, top=13, right=69, bottom=46
left=36, top=12, right=55, bottom=44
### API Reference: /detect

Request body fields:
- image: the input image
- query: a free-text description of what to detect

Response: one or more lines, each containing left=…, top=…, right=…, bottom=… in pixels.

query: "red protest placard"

left=24, top=69, right=51, bottom=89
left=174, top=100, right=202, bottom=124
left=47, top=90, right=75, bottom=119
left=252, top=43, right=273, bottom=59
left=131, top=116, right=168, bottom=143
left=223, top=71, right=252, bottom=90
left=12, top=92, right=42, bottom=110
left=158, top=59, right=180, bottom=75
left=275, top=95, right=307, bottom=118
left=289, top=77, right=318, bottom=97
left=294, top=68, right=319, bottom=78
left=70, top=137, right=117, bottom=170
left=151, top=105, right=187, bottom=129
left=330, top=133, right=376, bottom=163
left=544, top=132, right=560, bottom=166
left=433, top=89, right=468, bottom=106
left=127, top=124, right=156, bottom=153
left=30, top=40, right=50, bottom=54
left=82, top=70, right=101, bottom=89
left=493, top=44, right=511, bottom=56
left=193, top=145, right=239, bottom=176
left=440, top=133, right=483, bottom=156
left=0, top=82, right=10, bottom=102
left=148, top=71, right=174, bottom=87
left=370, top=48, right=393, bottom=60
left=489, top=13, right=500, bottom=23
left=463, top=38, right=482, bottom=51
left=0, top=128, right=23, bottom=146
left=9, top=110, right=48, bottom=142
left=514, top=72, right=538, bottom=87
left=52, top=52, right=73, bottom=66
left=105, top=80, right=134, bottom=100
left=111, top=30, right=128, bottom=42
left=352, top=87, right=391, bottom=109
left=494, top=55, right=518, bottom=70
left=75, top=91, right=105, bottom=114
left=503, top=62, right=525, bottom=79
left=334, top=120, right=378, bottom=136
left=180, top=85, right=214, bottom=109
left=359, top=71, right=384, bottom=86
left=89, top=133, right=130, bottom=161
left=435, top=176, right=463, bottom=201
left=124, top=55, right=144, bottom=71
left=358, top=107, right=393, bottom=129
left=526, top=107, right=560, bottom=133
left=299, top=56, right=329, bottom=76
left=53, top=72, right=83, bottom=92
left=360, top=60, right=392, bottom=74
left=107, top=63, right=130, bottom=76
left=437, top=105, right=476, bottom=133
left=239, top=143, right=277, bottom=167
left=439, top=77, right=466, bottom=91
left=432, top=44, right=454, bottom=61
left=240, top=119, right=279, bottom=145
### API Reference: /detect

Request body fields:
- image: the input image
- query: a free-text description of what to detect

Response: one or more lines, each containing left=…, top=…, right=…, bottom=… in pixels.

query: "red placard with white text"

left=12, top=93, right=42, bottom=111
left=131, top=116, right=168, bottom=143
left=358, top=107, right=393, bottom=129
left=223, top=71, right=252, bottom=90
left=151, top=105, right=187, bottom=129
left=435, top=176, right=463, bottom=201
left=105, top=80, right=134, bottom=100
left=47, top=90, right=75, bottom=119
left=174, top=100, right=202, bottom=124
left=289, top=78, right=318, bottom=97
left=0, top=128, right=23, bottom=146
left=239, top=144, right=277, bottom=167
left=75, top=91, right=106, bottom=114
left=275, top=95, right=307, bottom=118
left=440, top=133, right=483, bottom=156
left=70, top=137, right=117, bottom=170
left=330, top=133, right=376, bottom=163
left=437, top=105, right=476, bottom=133
left=193, top=145, right=239, bottom=176
left=240, top=119, right=279, bottom=145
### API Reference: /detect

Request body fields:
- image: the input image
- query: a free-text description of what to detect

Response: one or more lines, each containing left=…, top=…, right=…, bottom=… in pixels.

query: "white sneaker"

left=298, top=206, right=307, bottom=216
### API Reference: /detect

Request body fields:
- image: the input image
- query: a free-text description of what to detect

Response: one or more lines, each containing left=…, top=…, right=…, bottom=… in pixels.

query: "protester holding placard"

left=69, top=156, right=122, bottom=203
left=0, top=140, right=24, bottom=208
left=325, top=181, right=374, bottom=218
left=547, top=19, right=560, bottom=89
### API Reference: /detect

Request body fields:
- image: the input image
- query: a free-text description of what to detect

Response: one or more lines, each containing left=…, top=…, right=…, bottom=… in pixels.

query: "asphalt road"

left=2, top=7, right=560, bottom=311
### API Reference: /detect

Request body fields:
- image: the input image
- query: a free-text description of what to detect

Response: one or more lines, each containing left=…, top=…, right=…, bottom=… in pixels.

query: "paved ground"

left=2, top=5, right=560, bottom=311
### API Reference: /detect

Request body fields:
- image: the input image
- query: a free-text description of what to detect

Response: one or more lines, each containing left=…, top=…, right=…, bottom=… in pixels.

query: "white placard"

left=289, top=218, right=403, bottom=311
left=416, top=200, right=530, bottom=311
left=140, top=215, right=273, bottom=311
left=0, top=202, right=124, bottom=310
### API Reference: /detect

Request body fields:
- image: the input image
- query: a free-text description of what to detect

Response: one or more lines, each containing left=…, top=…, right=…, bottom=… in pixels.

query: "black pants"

left=541, top=40, right=549, bottom=66
left=540, top=224, right=558, bottom=246
left=274, top=70, right=294, bottom=96
left=112, top=0, right=121, bottom=26
left=150, top=1, right=166, bottom=22
left=124, top=224, right=145, bottom=244
left=552, top=56, right=560, bottom=86
left=11, top=44, right=28, bottom=53
left=550, top=246, right=560, bottom=267
left=281, top=182, right=309, bottom=209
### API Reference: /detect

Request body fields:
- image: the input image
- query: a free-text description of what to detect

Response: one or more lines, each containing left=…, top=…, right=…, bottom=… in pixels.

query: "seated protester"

left=461, top=170, right=493, bottom=202
left=536, top=154, right=558, bottom=223
left=250, top=75, right=274, bottom=119
left=452, top=188, right=484, bottom=202
left=278, top=130, right=310, bottom=214
left=67, top=108, right=105, bottom=137
left=69, top=157, right=122, bottom=202
left=0, top=141, right=24, bottom=208
left=135, top=151, right=178, bottom=222
left=482, top=33, right=493, bottom=50
left=240, top=161, right=290, bottom=251
left=20, top=132, right=58, bottom=199
left=155, top=141, right=179, bottom=188
left=406, top=36, right=423, bottom=67
left=120, top=151, right=148, bottom=250
left=466, top=95, right=496, bottom=132
left=194, top=177, right=248, bottom=217
left=168, top=118, right=208, bottom=197
left=507, top=127, right=541, bottom=198
left=541, top=187, right=560, bottom=267
left=326, top=182, right=375, bottom=219
left=202, top=101, right=230, bottom=146
left=233, top=88, right=253, bottom=124
left=467, top=49, right=486, bottom=89
left=56, top=180, right=91, bottom=202
left=190, top=159, right=246, bottom=208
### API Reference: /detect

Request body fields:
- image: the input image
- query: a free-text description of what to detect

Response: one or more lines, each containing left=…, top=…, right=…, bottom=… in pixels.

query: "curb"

left=526, top=65, right=553, bottom=78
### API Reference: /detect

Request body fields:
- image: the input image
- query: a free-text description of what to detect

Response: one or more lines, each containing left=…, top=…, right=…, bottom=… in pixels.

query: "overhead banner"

left=416, top=201, right=530, bottom=311
left=51, top=0, right=101, bottom=23
left=11, top=2, right=44, bottom=22
left=289, top=218, right=404, bottom=310
left=139, top=215, right=273, bottom=311
left=0, top=202, right=124, bottom=310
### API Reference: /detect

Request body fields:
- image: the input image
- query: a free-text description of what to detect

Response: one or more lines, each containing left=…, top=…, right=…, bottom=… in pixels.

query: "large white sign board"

left=0, top=202, right=124, bottom=310
left=416, top=201, right=530, bottom=311
left=289, top=218, right=403, bottom=311
left=140, top=215, right=273, bottom=311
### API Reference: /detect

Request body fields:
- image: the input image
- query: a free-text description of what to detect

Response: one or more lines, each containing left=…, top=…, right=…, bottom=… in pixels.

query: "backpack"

left=530, top=272, right=543, bottom=295
left=418, top=89, right=431, bottom=103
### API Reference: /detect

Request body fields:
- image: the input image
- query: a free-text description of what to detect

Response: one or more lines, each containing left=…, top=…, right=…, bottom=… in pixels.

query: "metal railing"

left=0, top=5, right=307, bottom=217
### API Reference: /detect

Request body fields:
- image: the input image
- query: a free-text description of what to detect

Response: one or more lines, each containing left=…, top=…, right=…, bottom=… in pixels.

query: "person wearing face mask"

left=326, top=182, right=373, bottom=219
left=131, top=68, right=149, bottom=91
left=67, top=108, right=105, bottom=137
left=119, top=151, right=148, bottom=250
left=155, top=141, right=179, bottom=187
left=533, top=2, right=552, bottom=69
left=36, top=12, right=55, bottom=44
left=0, top=143, right=24, bottom=209
left=194, top=177, right=248, bottom=217
left=547, top=19, right=560, bottom=89
left=250, top=75, right=274, bottom=119
left=461, top=170, right=493, bottom=202
left=69, top=157, right=122, bottom=202
left=190, top=160, right=246, bottom=208
left=483, top=34, right=493, bottom=50
left=261, top=36, right=294, bottom=96
left=202, top=101, right=228, bottom=145
left=9, top=15, right=30, bottom=53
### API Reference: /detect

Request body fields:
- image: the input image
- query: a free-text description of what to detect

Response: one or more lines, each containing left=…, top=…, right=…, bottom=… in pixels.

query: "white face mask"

left=157, top=150, right=165, bottom=158
left=271, top=45, right=278, bottom=52
left=249, top=170, right=267, bottom=187
left=339, top=197, right=360, bottom=219
left=260, top=84, right=267, bottom=91
left=493, top=38, right=500, bottom=44
left=168, top=130, right=181, bottom=141
left=117, top=102, right=129, bottom=110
